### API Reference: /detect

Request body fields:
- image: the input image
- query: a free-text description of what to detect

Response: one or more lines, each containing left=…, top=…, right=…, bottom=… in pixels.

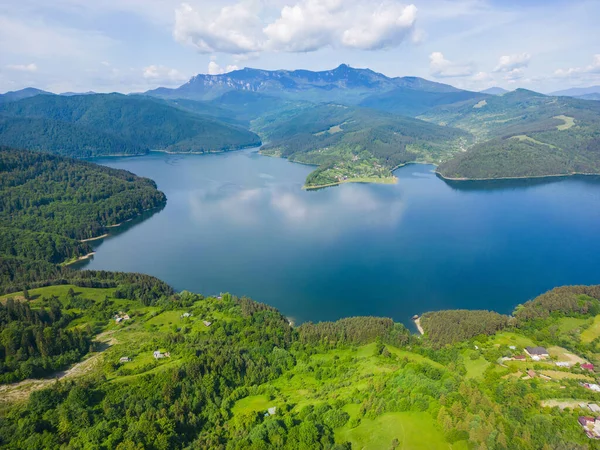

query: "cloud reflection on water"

left=187, top=180, right=406, bottom=238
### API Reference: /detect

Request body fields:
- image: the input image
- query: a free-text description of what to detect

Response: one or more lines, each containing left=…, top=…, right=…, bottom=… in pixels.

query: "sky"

left=0, top=0, right=599, bottom=94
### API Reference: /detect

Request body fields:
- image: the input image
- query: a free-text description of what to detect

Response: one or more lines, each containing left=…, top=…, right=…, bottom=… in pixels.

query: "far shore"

left=304, top=176, right=398, bottom=190
left=435, top=169, right=600, bottom=182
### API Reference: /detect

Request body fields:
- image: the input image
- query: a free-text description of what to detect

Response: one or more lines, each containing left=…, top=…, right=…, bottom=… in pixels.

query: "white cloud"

left=429, top=52, right=474, bottom=78
left=503, top=68, right=525, bottom=82
left=554, top=54, right=600, bottom=78
left=6, top=63, right=38, bottom=72
left=207, top=61, right=239, bottom=75
left=174, top=0, right=418, bottom=54
left=142, top=65, right=187, bottom=84
left=494, top=53, right=531, bottom=73
left=174, top=2, right=264, bottom=54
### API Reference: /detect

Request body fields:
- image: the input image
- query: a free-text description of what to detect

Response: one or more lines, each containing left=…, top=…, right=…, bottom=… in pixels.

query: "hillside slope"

left=0, top=147, right=166, bottom=280
left=1, top=281, right=600, bottom=449
left=256, top=103, right=470, bottom=187
left=421, top=89, right=600, bottom=179
left=0, top=94, right=261, bottom=157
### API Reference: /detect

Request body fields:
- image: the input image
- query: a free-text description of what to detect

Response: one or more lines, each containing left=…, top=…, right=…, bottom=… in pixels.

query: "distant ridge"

left=144, top=64, right=462, bottom=103
left=0, top=87, right=52, bottom=103
left=480, top=87, right=508, bottom=95
left=551, top=85, right=600, bottom=97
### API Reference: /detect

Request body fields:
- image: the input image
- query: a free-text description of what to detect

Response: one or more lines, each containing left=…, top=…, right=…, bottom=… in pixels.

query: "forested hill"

left=0, top=147, right=166, bottom=285
left=2, top=279, right=600, bottom=448
left=423, top=89, right=600, bottom=179
left=256, top=103, right=469, bottom=188
left=0, top=94, right=261, bottom=157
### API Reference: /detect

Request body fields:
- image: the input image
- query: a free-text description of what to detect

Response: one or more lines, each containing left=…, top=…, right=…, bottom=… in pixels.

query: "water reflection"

left=187, top=181, right=406, bottom=236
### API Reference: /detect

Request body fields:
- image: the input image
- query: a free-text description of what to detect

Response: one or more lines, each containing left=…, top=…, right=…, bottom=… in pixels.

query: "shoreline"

left=151, top=144, right=261, bottom=156
left=80, top=233, right=109, bottom=243
left=413, top=316, right=424, bottom=335
left=304, top=176, right=398, bottom=190
left=435, top=169, right=600, bottom=182
left=62, top=252, right=96, bottom=267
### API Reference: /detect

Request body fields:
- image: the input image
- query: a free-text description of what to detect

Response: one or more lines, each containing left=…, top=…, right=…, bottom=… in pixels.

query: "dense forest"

left=0, top=147, right=166, bottom=284
left=0, top=94, right=261, bottom=157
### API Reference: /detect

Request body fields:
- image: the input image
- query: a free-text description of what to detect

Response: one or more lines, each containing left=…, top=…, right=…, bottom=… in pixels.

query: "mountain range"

left=1, top=64, right=600, bottom=185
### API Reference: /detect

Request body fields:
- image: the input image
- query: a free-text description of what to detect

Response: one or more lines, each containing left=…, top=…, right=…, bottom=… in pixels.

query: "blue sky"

left=0, top=0, right=598, bottom=94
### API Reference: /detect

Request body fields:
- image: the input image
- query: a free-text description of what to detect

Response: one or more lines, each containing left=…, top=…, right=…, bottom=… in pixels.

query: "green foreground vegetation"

left=2, top=275, right=600, bottom=449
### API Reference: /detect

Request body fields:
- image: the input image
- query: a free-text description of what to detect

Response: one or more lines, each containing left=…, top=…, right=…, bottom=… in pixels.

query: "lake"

left=81, top=149, right=600, bottom=326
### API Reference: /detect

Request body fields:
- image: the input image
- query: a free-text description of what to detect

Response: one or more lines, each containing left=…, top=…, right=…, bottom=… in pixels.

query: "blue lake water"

left=81, top=149, right=600, bottom=326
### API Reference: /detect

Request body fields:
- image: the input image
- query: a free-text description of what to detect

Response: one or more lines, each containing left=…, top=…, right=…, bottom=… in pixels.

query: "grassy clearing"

left=335, top=412, right=452, bottom=449
left=540, top=370, right=593, bottom=381
left=548, top=346, right=587, bottom=364
left=491, top=331, right=536, bottom=348
left=541, top=399, right=591, bottom=409
left=464, top=357, right=490, bottom=379
left=557, top=317, right=588, bottom=333
left=554, top=115, right=575, bottom=130
left=511, top=135, right=557, bottom=148
left=386, top=347, right=445, bottom=369
left=581, top=315, right=600, bottom=343
left=1, top=285, right=116, bottom=304
left=232, top=395, right=273, bottom=416
left=473, top=100, right=487, bottom=109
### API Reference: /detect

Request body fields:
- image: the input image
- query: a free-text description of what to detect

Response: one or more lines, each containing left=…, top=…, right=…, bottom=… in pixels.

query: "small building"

left=578, top=416, right=600, bottom=439
left=582, top=363, right=595, bottom=371
left=581, top=383, right=600, bottom=392
left=509, top=345, right=516, bottom=350
left=153, top=350, right=170, bottom=359
left=115, top=317, right=123, bottom=323
left=556, top=362, right=571, bottom=368
left=589, top=404, right=600, bottom=414
left=203, top=321, right=212, bottom=327
left=123, top=314, right=130, bottom=320
left=525, top=346, right=549, bottom=359
left=120, top=356, right=131, bottom=363
left=527, top=369, right=536, bottom=378
left=514, top=355, right=526, bottom=361
left=181, top=312, right=192, bottom=318
left=264, top=406, right=277, bottom=417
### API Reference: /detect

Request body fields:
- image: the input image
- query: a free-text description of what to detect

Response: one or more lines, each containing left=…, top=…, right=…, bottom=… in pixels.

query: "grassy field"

left=540, top=370, right=593, bottom=381
left=335, top=412, right=454, bottom=449
left=491, top=331, right=536, bottom=348
left=557, top=317, right=589, bottom=333
left=554, top=115, right=576, bottom=130
left=464, top=356, right=490, bottom=379
left=232, top=395, right=274, bottom=416
left=581, top=315, right=600, bottom=343
left=0, top=284, right=116, bottom=303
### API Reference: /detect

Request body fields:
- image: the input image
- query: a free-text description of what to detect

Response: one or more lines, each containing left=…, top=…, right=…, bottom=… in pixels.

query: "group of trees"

left=0, top=297, right=90, bottom=382
left=420, top=310, right=512, bottom=346
left=514, top=285, right=600, bottom=322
